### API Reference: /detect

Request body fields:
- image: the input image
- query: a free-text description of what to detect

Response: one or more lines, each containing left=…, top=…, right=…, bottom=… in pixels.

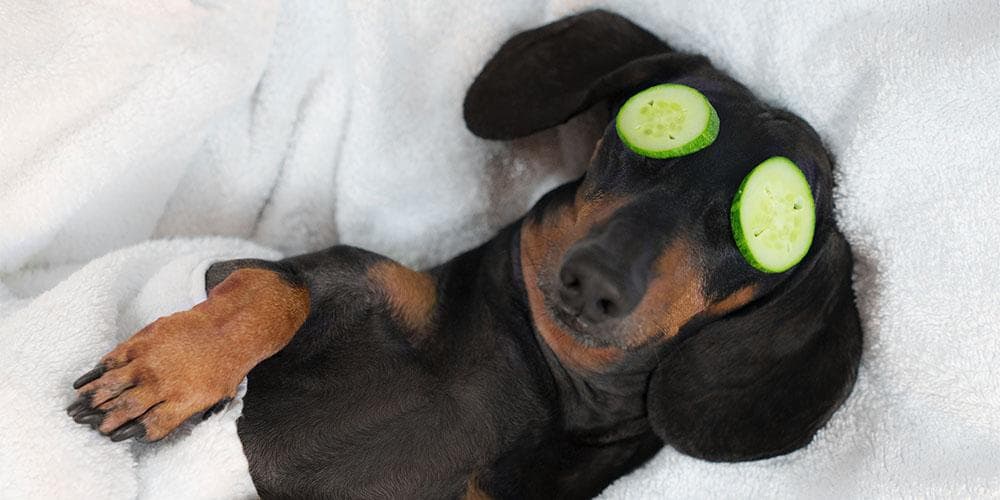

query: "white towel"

left=1, top=0, right=998, bottom=498
left=0, top=239, right=274, bottom=498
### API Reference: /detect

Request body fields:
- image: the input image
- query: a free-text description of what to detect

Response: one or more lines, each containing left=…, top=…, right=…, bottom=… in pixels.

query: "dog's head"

left=464, top=10, right=862, bottom=462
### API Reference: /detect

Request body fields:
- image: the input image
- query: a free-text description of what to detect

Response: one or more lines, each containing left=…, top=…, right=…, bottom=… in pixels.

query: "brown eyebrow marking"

left=705, top=285, right=758, bottom=317
left=367, top=261, right=437, bottom=343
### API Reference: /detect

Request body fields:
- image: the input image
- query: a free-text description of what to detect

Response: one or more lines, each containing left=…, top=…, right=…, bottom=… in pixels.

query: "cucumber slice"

left=615, top=84, right=720, bottom=158
left=730, top=156, right=815, bottom=273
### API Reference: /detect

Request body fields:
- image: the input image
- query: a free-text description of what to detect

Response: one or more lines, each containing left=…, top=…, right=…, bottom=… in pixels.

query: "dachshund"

left=67, top=10, right=862, bottom=499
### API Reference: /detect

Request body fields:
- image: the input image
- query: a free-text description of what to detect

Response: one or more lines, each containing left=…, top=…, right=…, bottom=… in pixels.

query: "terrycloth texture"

left=1, top=0, right=998, bottom=498
left=0, top=240, right=274, bottom=498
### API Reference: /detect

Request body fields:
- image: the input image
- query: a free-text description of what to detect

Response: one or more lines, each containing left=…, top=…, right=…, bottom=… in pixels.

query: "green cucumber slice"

left=615, top=84, right=720, bottom=158
left=730, top=156, right=815, bottom=273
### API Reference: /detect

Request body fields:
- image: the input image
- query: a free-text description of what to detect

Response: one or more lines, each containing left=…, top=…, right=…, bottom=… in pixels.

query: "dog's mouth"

left=549, top=300, right=593, bottom=333
left=539, top=280, right=626, bottom=349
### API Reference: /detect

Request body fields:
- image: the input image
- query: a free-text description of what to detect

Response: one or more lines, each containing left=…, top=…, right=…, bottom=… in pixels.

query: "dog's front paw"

left=66, top=310, right=246, bottom=442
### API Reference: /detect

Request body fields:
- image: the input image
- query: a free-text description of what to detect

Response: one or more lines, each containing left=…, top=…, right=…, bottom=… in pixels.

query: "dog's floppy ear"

left=647, top=229, right=863, bottom=461
left=464, top=10, right=708, bottom=140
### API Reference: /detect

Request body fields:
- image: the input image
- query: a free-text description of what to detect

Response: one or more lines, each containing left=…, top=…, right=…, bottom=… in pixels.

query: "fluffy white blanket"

left=1, top=0, right=998, bottom=498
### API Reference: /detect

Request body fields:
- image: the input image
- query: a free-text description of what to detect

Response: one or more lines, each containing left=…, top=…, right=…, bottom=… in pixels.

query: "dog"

left=67, top=10, right=863, bottom=499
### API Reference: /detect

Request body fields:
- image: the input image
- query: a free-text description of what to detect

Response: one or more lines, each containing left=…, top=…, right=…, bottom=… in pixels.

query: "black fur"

left=204, top=10, right=861, bottom=499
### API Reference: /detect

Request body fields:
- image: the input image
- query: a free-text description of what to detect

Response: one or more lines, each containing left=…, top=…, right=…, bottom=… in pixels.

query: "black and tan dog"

left=67, top=11, right=862, bottom=499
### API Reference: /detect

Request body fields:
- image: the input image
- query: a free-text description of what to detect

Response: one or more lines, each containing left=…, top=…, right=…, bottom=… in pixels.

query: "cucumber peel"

left=730, top=156, right=815, bottom=273
left=615, top=84, right=720, bottom=158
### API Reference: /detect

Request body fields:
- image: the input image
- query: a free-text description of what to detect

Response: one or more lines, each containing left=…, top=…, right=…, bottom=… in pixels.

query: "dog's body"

left=208, top=226, right=661, bottom=499
left=68, top=11, right=862, bottom=499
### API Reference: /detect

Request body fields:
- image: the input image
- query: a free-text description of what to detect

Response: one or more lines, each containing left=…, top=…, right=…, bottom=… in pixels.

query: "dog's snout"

left=557, top=246, right=644, bottom=325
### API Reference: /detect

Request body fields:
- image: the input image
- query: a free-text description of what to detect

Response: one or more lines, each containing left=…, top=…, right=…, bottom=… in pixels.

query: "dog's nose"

left=557, top=246, right=644, bottom=325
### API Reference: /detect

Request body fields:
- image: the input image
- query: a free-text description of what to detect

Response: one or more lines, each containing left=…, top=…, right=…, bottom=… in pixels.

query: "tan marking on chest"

left=463, top=476, right=493, bottom=500
left=367, top=261, right=437, bottom=342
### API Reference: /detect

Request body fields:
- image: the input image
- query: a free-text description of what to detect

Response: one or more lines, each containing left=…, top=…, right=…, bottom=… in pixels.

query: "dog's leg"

left=68, top=246, right=436, bottom=443
left=66, top=263, right=310, bottom=442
